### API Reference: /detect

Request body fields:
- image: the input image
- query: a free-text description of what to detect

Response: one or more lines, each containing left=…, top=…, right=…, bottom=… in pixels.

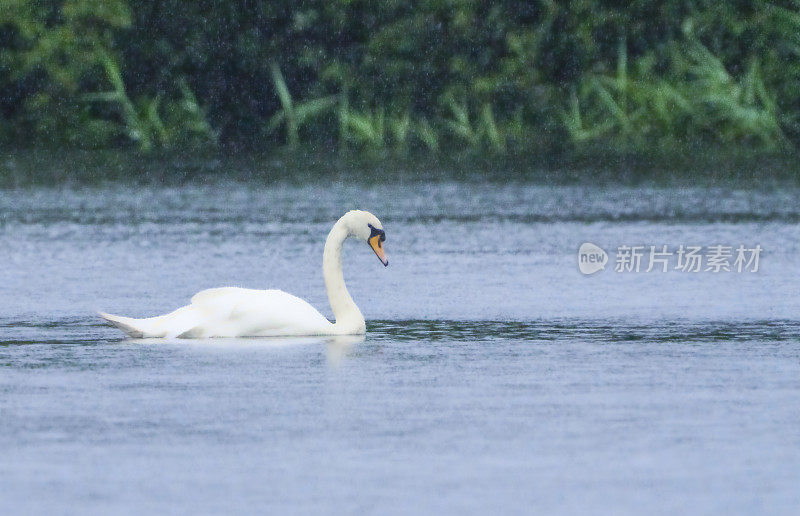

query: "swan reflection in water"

left=124, top=334, right=365, bottom=366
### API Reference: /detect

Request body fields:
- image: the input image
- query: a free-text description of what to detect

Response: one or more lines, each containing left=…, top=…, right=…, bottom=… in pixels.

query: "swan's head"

left=343, top=210, right=388, bottom=267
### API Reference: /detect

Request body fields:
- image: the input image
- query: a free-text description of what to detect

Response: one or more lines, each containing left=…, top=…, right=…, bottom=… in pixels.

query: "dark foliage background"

left=1, top=0, right=799, bottom=154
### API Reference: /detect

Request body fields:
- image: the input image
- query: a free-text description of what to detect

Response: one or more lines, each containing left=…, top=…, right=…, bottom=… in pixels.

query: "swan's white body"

left=100, top=210, right=387, bottom=338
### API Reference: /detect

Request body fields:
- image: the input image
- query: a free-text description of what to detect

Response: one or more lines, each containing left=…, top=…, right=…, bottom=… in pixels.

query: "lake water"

left=1, top=181, right=799, bottom=514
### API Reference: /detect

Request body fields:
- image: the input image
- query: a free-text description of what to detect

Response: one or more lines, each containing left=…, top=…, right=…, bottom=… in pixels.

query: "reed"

left=82, top=51, right=154, bottom=151
left=267, top=63, right=337, bottom=147
left=82, top=53, right=217, bottom=151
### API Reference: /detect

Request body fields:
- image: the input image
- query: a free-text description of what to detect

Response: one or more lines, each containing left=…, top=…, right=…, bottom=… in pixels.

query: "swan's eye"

left=368, top=224, right=385, bottom=242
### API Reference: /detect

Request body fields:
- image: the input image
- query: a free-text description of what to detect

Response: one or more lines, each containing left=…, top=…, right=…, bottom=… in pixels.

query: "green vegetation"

left=2, top=1, right=800, bottom=158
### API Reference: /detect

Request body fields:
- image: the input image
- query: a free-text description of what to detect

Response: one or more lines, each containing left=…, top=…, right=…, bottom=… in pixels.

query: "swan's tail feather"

left=100, top=306, right=200, bottom=338
left=98, top=312, right=147, bottom=338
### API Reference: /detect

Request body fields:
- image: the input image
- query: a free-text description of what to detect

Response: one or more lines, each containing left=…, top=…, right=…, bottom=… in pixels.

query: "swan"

left=99, top=210, right=388, bottom=338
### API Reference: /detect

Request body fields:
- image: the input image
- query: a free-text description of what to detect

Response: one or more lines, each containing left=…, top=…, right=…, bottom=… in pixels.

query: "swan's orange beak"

left=368, top=233, right=388, bottom=266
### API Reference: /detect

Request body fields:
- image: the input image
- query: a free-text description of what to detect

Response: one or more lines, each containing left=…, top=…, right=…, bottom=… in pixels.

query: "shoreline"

left=1, top=145, right=798, bottom=188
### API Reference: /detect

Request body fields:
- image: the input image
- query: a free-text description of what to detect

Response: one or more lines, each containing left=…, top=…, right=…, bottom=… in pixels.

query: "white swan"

left=100, top=210, right=388, bottom=338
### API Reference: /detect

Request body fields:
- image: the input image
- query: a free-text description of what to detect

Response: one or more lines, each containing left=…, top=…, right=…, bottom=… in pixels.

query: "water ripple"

left=1, top=317, right=797, bottom=346
left=369, top=319, right=800, bottom=343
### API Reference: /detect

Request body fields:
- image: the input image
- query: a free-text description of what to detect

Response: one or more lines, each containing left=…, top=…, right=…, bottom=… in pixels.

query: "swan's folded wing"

left=188, top=287, right=333, bottom=336
left=190, top=287, right=249, bottom=317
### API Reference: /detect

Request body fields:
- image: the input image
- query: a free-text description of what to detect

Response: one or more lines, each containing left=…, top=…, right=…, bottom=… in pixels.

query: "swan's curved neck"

left=323, top=218, right=365, bottom=333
